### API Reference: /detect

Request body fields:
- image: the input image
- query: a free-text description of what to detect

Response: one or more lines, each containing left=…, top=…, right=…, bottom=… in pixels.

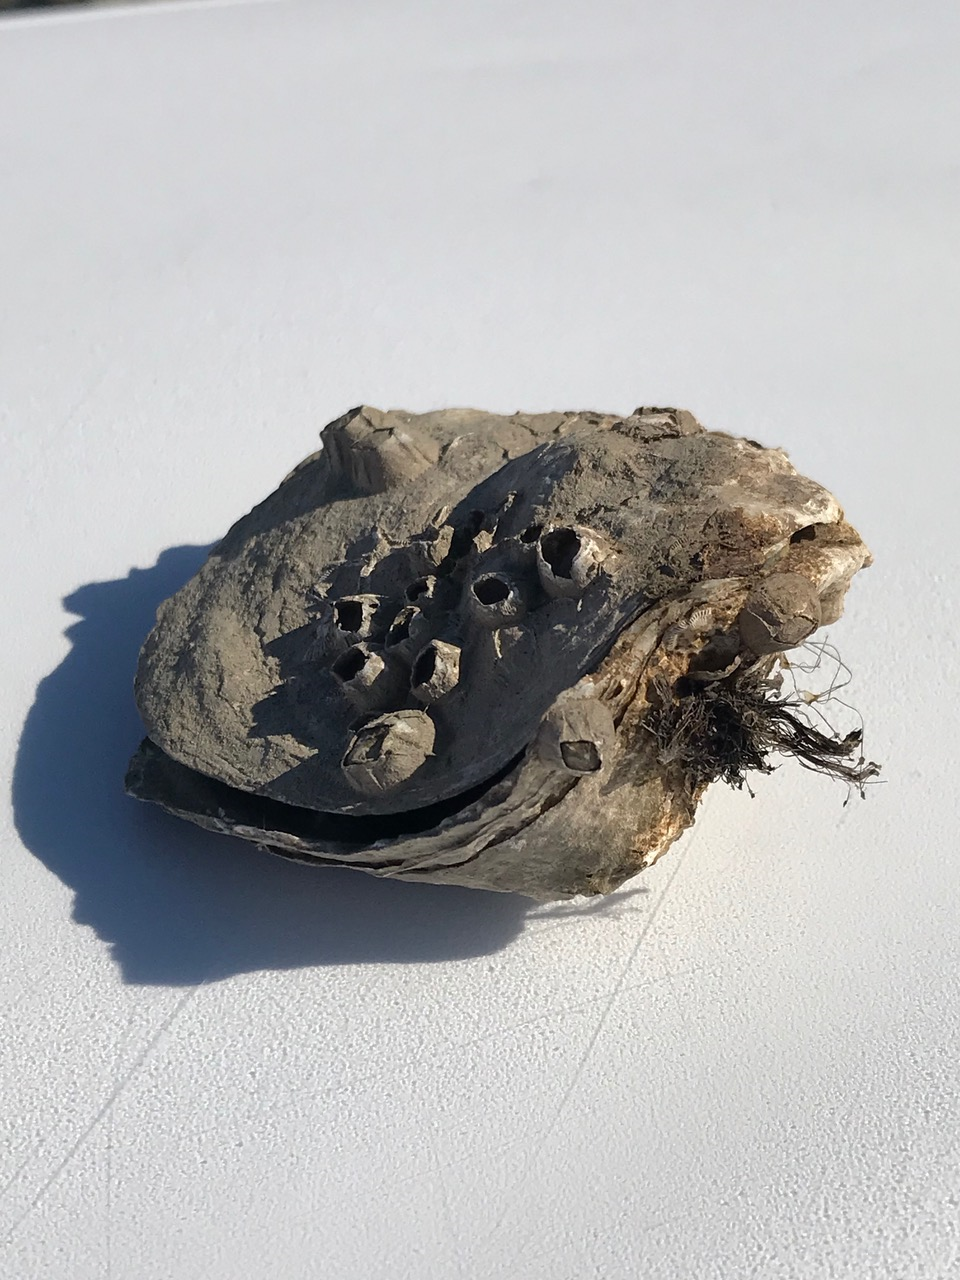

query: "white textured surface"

left=1, top=2, right=958, bottom=1277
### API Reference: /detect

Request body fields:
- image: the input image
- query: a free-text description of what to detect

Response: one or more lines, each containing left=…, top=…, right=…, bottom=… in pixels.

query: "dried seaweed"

left=647, top=655, right=881, bottom=798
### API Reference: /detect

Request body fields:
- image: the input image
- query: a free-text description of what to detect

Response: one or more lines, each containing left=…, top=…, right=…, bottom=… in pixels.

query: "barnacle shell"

left=126, top=405, right=872, bottom=900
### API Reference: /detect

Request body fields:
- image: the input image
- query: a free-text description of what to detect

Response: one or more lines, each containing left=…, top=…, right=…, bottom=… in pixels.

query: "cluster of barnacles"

left=311, top=514, right=606, bottom=795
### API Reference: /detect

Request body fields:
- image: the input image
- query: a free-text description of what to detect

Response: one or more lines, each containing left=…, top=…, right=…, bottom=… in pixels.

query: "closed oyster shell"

left=126, top=405, right=872, bottom=900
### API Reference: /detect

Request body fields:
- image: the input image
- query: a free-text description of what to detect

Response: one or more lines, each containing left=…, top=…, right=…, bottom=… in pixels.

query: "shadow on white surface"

left=12, top=546, right=530, bottom=986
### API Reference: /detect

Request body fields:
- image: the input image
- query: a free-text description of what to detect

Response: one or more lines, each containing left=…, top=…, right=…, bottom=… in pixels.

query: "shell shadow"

left=11, top=546, right=531, bottom=987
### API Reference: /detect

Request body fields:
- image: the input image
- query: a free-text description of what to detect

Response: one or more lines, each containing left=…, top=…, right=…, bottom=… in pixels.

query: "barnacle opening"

left=539, top=528, right=580, bottom=579
left=472, top=574, right=510, bottom=605
left=331, top=646, right=368, bottom=682
left=411, top=645, right=437, bottom=686
left=343, top=720, right=393, bottom=767
left=385, top=610, right=413, bottom=647
left=334, top=600, right=364, bottom=631
left=432, top=509, right=489, bottom=577
left=559, top=741, right=602, bottom=773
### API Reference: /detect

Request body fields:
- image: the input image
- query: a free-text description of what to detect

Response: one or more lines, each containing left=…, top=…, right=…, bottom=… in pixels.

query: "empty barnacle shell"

left=410, top=639, right=461, bottom=703
left=330, top=643, right=405, bottom=710
left=404, top=523, right=455, bottom=575
left=404, top=573, right=455, bottom=619
left=126, top=403, right=877, bottom=900
left=510, top=523, right=545, bottom=560
left=315, top=593, right=383, bottom=655
left=465, top=572, right=528, bottom=628
left=383, top=604, right=432, bottom=660
left=405, top=575, right=437, bottom=605
left=536, top=526, right=604, bottom=599
left=332, top=595, right=378, bottom=635
left=536, top=694, right=615, bottom=775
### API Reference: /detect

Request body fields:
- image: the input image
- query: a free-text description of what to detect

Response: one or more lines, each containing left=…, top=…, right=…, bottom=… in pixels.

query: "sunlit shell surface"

left=127, top=406, right=872, bottom=899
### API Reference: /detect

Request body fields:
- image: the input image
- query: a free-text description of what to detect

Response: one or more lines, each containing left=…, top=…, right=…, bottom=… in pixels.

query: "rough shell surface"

left=127, top=405, right=872, bottom=900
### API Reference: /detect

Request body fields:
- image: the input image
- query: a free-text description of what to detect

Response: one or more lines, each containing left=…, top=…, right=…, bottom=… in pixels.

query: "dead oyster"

left=125, top=404, right=877, bottom=900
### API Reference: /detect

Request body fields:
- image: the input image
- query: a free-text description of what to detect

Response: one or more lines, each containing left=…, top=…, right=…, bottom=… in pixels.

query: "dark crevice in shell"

left=126, top=738, right=525, bottom=851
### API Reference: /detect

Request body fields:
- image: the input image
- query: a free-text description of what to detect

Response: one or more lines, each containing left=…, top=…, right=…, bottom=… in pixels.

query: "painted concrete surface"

left=1, top=2, right=958, bottom=1276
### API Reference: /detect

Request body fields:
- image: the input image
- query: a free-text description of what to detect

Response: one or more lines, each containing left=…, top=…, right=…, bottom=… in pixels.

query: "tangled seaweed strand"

left=647, top=662, right=881, bottom=798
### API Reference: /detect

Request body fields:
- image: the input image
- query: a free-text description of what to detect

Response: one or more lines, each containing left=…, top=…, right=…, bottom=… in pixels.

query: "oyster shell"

left=126, top=405, right=873, bottom=900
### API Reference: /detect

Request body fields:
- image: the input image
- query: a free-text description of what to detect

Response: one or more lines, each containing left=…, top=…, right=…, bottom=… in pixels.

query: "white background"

left=1, top=2, right=958, bottom=1277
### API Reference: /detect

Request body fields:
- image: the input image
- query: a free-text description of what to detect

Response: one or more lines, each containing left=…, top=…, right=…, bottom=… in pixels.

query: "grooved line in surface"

left=479, top=803, right=707, bottom=1264
left=1, top=988, right=198, bottom=1243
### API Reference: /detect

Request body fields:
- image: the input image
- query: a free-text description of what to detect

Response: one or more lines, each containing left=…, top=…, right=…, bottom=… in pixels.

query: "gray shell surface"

left=127, top=405, right=872, bottom=900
